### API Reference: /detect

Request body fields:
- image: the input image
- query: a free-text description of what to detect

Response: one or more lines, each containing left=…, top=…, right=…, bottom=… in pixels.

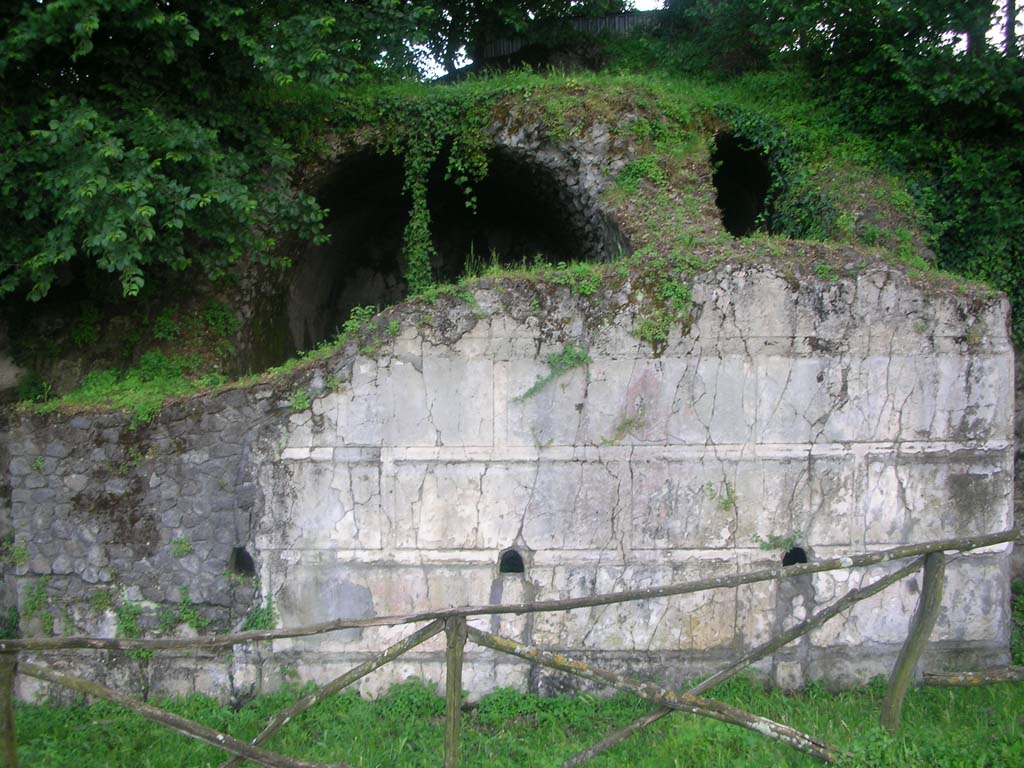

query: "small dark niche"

left=499, top=548, right=525, bottom=574
left=711, top=131, right=772, bottom=237
left=782, top=546, right=808, bottom=566
left=229, top=546, right=256, bottom=577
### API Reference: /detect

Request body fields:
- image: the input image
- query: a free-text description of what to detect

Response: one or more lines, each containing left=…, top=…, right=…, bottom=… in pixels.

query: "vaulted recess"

left=285, top=146, right=625, bottom=353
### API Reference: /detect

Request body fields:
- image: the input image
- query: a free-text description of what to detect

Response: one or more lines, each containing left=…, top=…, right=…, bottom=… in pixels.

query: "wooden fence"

left=481, top=10, right=665, bottom=60
left=0, top=527, right=1019, bottom=768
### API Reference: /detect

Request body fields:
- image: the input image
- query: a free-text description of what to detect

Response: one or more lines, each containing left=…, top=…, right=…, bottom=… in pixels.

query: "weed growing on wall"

left=288, top=390, right=312, bottom=412
left=603, top=411, right=646, bottom=445
left=516, top=344, right=591, bottom=401
left=552, top=261, right=602, bottom=297
left=242, top=597, right=276, bottom=631
left=22, top=576, right=52, bottom=635
left=157, top=587, right=208, bottom=633
left=90, top=591, right=113, bottom=613
left=0, top=608, right=18, bottom=640
left=753, top=532, right=802, bottom=552
left=629, top=251, right=699, bottom=352
left=115, top=600, right=159, bottom=660
left=171, top=538, right=193, bottom=558
left=0, top=538, right=28, bottom=568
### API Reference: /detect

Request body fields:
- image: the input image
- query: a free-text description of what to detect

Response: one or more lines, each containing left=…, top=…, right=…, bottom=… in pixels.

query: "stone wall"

left=4, top=262, right=1015, bottom=701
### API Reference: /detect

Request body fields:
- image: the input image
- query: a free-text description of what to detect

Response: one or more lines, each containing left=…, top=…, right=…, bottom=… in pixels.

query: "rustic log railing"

left=0, top=528, right=1017, bottom=768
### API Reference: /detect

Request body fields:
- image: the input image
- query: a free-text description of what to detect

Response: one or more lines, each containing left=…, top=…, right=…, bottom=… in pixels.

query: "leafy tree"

left=0, top=0, right=421, bottom=301
left=421, top=0, right=629, bottom=75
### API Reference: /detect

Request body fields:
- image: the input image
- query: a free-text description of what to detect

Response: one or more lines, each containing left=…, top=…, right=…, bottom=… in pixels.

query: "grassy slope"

left=13, top=677, right=1024, bottom=767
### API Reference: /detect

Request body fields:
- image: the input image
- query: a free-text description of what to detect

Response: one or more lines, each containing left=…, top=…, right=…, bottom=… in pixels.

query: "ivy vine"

left=367, top=92, right=492, bottom=294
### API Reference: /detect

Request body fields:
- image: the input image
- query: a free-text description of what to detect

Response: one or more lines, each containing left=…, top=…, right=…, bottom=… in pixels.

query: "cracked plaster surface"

left=255, top=264, right=1014, bottom=692
left=6, top=263, right=1015, bottom=698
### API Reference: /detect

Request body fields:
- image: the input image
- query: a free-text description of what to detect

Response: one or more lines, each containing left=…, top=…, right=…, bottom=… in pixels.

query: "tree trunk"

left=1008, top=0, right=1019, bottom=56
left=967, top=2, right=994, bottom=55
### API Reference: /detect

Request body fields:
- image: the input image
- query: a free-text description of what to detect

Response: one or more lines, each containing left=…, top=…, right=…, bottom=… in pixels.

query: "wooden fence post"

left=444, top=617, right=467, bottom=768
left=881, top=550, right=945, bottom=733
left=0, top=653, right=17, bottom=768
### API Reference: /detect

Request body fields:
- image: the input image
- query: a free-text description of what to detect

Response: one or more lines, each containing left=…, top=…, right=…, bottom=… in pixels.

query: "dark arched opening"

left=499, top=548, right=525, bottom=574
left=427, top=148, right=602, bottom=282
left=286, top=150, right=410, bottom=353
left=782, top=546, right=808, bottom=567
left=284, top=145, right=626, bottom=354
left=711, top=131, right=772, bottom=237
left=229, top=546, right=257, bottom=578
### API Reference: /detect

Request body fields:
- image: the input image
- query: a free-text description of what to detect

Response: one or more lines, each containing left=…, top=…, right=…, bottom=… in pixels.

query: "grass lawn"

left=11, top=676, right=1024, bottom=767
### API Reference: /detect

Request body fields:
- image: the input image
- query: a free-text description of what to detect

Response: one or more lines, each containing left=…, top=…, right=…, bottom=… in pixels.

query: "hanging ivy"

left=363, top=91, right=492, bottom=294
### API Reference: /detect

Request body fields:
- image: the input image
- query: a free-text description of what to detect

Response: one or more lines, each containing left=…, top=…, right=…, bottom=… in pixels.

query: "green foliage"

left=367, top=90, right=492, bottom=294
left=111, top=445, right=145, bottom=475
left=552, top=261, right=602, bottom=296
left=0, top=607, right=19, bottom=640
left=339, top=305, right=379, bottom=339
left=516, top=344, right=591, bottom=400
left=70, top=304, right=101, bottom=348
left=1012, top=578, right=1024, bottom=666
left=89, top=590, right=113, bottom=613
left=16, top=371, right=52, bottom=404
left=31, top=456, right=45, bottom=472
left=707, top=480, right=738, bottom=511
left=377, top=680, right=444, bottom=719
left=170, top=538, right=192, bottom=558
left=0, top=0, right=422, bottom=300
left=23, top=350, right=226, bottom=426
left=157, top=586, right=208, bottom=633
left=288, top=390, right=312, bottom=412
left=114, top=601, right=142, bottom=639
left=419, top=1, right=628, bottom=76
left=814, top=263, right=840, bottom=283
left=23, top=577, right=48, bottom=616
left=0, top=538, right=28, bottom=568
left=616, top=155, right=667, bottom=194
left=386, top=319, right=400, bottom=336
left=633, top=254, right=696, bottom=351
left=115, top=599, right=154, bottom=660
left=201, top=301, right=240, bottom=339
left=23, top=577, right=54, bottom=636
left=753, top=532, right=802, bottom=552
left=242, top=597, right=276, bottom=631
left=415, top=283, right=476, bottom=306
left=151, top=307, right=181, bottom=342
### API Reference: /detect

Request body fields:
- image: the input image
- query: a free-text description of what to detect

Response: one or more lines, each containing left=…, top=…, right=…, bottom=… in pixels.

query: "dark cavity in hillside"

left=711, top=131, right=772, bottom=237
left=286, top=147, right=622, bottom=352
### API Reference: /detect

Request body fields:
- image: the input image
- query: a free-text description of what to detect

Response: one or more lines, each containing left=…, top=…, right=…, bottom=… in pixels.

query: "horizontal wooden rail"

left=923, top=667, right=1024, bottom=686
left=0, top=529, right=1014, bottom=653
